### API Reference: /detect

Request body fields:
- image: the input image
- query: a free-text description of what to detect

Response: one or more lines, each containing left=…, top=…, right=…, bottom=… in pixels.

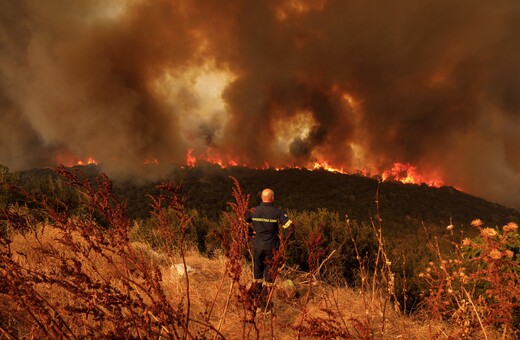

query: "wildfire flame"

left=55, top=153, right=98, bottom=167
left=76, top=157, right=98, bottom=166
left=312, top=161, right=346, bottom=173
left=183, top=151, right=443, bottom=187
left=186, top=148, right=240, bottom=168
left=381, top=162, right=444, bottom=187
left=58, top=151, right=445, bottom=188
left=186, top=149, right=196, bottom=167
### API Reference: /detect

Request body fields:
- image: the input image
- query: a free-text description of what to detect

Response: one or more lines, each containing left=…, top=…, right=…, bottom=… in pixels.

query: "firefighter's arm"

left=244, top=210, right=256, bottom=238
left=248, top=225, right=256, bottom=238
left=281, top=219, right=294, bottom=239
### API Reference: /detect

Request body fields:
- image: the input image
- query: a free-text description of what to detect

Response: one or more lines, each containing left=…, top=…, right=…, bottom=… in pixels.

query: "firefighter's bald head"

left=261, top=188, right=275, bottom=203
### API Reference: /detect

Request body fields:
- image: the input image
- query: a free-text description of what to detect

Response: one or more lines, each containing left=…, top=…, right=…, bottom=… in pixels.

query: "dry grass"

left=3, top=226, right=461, bottom=339
left=1, top=228, right=507, bottom=339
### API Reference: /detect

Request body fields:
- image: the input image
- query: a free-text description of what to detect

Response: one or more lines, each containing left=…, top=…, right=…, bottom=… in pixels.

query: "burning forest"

left=1, top=0, right=520, bottom=209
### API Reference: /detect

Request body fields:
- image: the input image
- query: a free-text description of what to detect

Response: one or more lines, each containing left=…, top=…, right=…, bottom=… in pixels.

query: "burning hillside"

left=1, top=0, right=520, bottom=209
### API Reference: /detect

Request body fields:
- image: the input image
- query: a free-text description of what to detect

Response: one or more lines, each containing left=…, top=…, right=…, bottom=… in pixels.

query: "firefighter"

left=245, top=188, right=293, bottom=312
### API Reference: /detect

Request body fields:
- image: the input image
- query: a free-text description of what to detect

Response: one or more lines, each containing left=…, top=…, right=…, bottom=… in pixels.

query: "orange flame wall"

left=1, top=0, right=520, bottom=209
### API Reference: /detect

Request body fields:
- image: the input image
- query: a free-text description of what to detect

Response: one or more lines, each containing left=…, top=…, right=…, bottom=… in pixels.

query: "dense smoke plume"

left=1, top=0, right=520, bottom=209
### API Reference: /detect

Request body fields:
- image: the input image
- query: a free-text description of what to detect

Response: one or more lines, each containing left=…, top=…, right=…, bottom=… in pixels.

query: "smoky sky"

left=1, top=0, right=520, bottom=210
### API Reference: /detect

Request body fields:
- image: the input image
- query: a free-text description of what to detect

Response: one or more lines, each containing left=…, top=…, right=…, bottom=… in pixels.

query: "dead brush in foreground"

left=0, top=167, right=229, bottom=339
left=1, top=167, right=512, bottom=339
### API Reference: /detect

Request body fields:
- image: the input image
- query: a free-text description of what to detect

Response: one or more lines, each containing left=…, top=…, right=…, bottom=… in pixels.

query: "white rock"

left=173, top=263, right=196, bottom=276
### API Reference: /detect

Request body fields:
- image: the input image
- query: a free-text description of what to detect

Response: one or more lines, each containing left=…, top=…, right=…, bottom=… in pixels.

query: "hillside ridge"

left=15, top=163, right=520, bottom=228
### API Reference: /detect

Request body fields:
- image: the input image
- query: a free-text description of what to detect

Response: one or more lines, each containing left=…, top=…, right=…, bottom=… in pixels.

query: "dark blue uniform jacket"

left=245, top=202, right=292, bottom=250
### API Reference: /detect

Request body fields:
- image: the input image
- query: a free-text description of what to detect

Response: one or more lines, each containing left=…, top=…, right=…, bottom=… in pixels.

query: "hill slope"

left=117, top=164, right=520, bottom=228
left=14, top=163, right=520, bottom=228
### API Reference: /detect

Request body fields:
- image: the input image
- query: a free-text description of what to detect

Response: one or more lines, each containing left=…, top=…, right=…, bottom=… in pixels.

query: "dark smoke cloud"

left=289, top=125, right=327, bottom=159
left=1, top=0, right=520, bottom=209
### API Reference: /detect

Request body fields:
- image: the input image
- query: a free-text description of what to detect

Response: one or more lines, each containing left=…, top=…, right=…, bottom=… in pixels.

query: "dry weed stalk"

left=213, top=176, right=258, bottom=338
left=294, top=225, right=348, bottom=338
left=343, top=181, right=401, bottom=339
left=147, top=181, right=193, bottom=336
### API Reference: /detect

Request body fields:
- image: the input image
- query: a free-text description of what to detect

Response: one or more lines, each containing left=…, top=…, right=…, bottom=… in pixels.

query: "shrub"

left=420, top=219, right=520, bottom=337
